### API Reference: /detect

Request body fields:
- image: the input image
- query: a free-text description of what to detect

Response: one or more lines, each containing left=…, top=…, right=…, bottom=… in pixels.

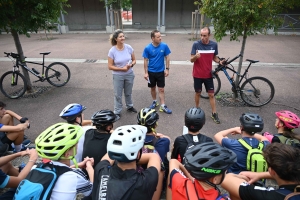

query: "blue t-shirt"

left=145, top=135, right=170, bottom=160
left=142, top=42, right=171, bottom=72
left=222, top=137, right=270, bottom=174
left=0, top=169, right=9, bottom=188
left=108, top=44, right=134, bottom=75
left=0, top=123, right=3, bottom=128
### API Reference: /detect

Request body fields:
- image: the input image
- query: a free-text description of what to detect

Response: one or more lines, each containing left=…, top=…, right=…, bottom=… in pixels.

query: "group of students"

left=0, top=100, right=300, bottom=200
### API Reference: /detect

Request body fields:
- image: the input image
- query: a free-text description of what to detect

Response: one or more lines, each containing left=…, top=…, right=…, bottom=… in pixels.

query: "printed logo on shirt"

left=98, top=175, right=109, bottom=200
left=160, top=50, right=164, bottom=52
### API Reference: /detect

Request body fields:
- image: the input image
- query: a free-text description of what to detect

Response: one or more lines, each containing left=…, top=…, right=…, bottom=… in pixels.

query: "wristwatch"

left=166, top=68, right=170, bottom=70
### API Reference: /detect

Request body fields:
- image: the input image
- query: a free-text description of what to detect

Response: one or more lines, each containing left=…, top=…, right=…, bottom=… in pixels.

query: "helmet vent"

left=132, top=138, right=136, bottom=142
left=54, top=136, right=65, bottom=142
left=198, top=158, right=209, bottom=165
left=113, top=140, right=122, bottom=146
left=138, top=136, right=142, bottom=140
left=118, top=133, right=124, bottom=136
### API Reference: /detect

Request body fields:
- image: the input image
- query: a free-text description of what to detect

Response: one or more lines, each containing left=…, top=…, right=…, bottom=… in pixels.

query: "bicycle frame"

left=216, top=54, right=254, bottom=90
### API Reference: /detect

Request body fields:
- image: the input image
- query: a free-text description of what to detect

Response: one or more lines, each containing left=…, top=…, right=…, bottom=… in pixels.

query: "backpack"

left=92, top=163, right=139, bottom=200
left=276, top=185, right=300, bottom=200
left=183, top=134, right=206, bottom=152
left=13, top=162, right=70, bottom=200
left=238, top=139, right=268, bottom=172
left=274, top=134, right=300, bottom=149
left=185, top=179, right=230, bottom=200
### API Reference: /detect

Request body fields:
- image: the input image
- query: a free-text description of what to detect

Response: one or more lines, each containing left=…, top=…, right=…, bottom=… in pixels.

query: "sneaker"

left=127, top=107, right=137, bottom=113
left=115, top=114, right=121, bottom=121
left=9, top=139, right=33, bottom=154
left=149, top=101, right=159, bottom=109
left=159, top=105, right=172, bottom=114
left=211, top=113, right=220, bottom=124
left=18, top=162, right=26, bottom=172
left=0, top=143, right=9, bottom=156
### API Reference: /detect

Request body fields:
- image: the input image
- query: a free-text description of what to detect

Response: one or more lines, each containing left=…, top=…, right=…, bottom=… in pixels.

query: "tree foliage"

left=201, top=0, right=300, bottom=42
left=0, top=0, right=69, bottom=92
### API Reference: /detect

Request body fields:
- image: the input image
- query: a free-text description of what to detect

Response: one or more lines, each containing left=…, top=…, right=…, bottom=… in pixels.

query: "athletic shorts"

left=0, top=132, right=12, bottom=146
left=194, top=77, right=214, bottom=93
left=148, top=71, right=165, bottom=88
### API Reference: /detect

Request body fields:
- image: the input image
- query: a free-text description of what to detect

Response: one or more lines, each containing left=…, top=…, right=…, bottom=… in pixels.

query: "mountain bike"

left=200, top=53, right=275, bottom=107
left=0, top=52, right=71, bottom=99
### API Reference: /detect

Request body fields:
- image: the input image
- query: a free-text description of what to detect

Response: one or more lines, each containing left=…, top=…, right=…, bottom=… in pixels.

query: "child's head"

left=275, top=110, right=300, bottom=130
left=107, top=125, right=147, bottom=163
left=185, top=107, right=205, bottom=133
left=183, top=142, right=236, bottom=185
left=91, top=109, right=118, bottom=132
left=35, top=123, right=83, bottom=167
left=240, top=113, right=264, bottom=135
left=137, top=108, right=159, bottom=133
left=59, top=103, right=86, bottom=125
left=263, top=143, right=300, bottom=182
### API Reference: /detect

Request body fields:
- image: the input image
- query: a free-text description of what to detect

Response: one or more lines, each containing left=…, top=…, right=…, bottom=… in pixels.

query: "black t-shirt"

left=92, top=160, right=159, bottom=200
left=171, top=133, right=213, bottom=163
left=239, top=183, right=299, bottom=200
left=82, top=129, right=111, bottom=168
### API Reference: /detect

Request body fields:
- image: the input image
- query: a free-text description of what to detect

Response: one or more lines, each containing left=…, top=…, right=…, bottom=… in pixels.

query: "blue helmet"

left=59, top=103, right=86, bottom=122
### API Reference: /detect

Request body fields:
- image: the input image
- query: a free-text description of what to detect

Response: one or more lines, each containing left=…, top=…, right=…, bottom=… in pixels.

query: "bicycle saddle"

left=40, top=52, right=51, bottom=55
left=246, top=59, right=259, bottom=63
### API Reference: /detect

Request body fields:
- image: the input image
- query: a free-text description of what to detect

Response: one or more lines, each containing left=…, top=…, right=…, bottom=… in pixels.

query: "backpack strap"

left=238, top=139, right=264, bottom=150
left=274, top=134, right=287, bottom=144
left=183, top=134, right=206, bottom=147
left=284, top=192, right=300, bottom=200
left=185, top=179, right=200, bottom=200
left=38, top=162, right=71, bottom=176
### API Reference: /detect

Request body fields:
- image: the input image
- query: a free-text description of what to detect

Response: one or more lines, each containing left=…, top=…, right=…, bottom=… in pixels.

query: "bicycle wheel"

left=0, top=71, right=27, bottom=99
left=240, top=76, right=275, bottom=107
left=200, top=74, right=221, bottom=99
left=45, top=62, right=71, bottom=87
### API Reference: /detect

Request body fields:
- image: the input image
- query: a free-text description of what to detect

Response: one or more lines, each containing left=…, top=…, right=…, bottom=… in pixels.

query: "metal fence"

left=278, top=14, right=300, bottom=30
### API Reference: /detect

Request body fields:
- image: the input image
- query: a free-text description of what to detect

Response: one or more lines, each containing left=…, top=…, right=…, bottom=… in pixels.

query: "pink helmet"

left=275, top=110, right=300, bottom=129
left=262, top=132, right=274, bottom=143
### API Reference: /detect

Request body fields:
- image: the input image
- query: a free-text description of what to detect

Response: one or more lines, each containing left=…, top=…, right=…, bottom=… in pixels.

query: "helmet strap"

left=60, top=147, right=79, bottom=168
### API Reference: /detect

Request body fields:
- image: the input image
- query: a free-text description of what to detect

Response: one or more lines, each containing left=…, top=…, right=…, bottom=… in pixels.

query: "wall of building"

left=64, top=0, right=107, bottom=30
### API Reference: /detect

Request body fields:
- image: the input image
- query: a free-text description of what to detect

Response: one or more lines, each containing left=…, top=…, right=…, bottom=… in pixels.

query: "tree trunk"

left=200, top=14, right=205, bottom=31
left=112, top=0, right=123, bottom=30
left=233, top=26, right=248, bottom=98
left=11, top=29, right=34, bottom=93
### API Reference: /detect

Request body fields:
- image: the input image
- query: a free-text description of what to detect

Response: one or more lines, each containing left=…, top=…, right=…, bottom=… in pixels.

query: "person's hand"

left=231, top=127, right=241, bottom=135
left=239, top=171, right=261, bottom=184
left=84, top=157, right=94, bottom=166
left=144, top=73, right=149, bottom=81
left=195, top=51, right=200, bottom=59
left=123, top=64, right=131, bottom=72
left=86, top=159, right=94, bottom=169
left=28, top=149, right=38, bottom=161
left=19, top=148, right=30, bottom=157
left=164, top=69, right=169, bottom=77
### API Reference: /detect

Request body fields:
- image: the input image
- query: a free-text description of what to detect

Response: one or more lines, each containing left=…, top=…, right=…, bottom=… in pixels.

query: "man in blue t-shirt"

left=142, top=30, right=172, bottom=114
left=214, top=113, right=270, bottom=174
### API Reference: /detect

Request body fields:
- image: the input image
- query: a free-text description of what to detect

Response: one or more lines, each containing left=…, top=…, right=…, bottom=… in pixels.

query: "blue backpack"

left=13, top=162, right=70, bottom=200
left=276, top=185, right=300, bottom=200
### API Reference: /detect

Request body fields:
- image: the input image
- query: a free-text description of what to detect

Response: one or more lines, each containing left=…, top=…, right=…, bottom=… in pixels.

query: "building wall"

left=64, top=0, right=107, bottom=30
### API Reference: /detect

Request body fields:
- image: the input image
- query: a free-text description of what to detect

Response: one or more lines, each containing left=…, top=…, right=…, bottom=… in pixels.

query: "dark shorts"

left=148, top=71, right=165, bottom=88
left=194, top=77, right=214, bottom=93
left=0, top=132, right=12, bottom=146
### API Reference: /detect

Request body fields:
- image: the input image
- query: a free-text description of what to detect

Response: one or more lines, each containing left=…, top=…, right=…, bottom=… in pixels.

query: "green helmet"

left=35, top=123, right=83, bottom=167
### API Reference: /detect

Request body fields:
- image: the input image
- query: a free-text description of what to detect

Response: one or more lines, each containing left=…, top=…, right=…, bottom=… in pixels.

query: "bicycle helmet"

left=185, top=107, right=205, bottom=132
left=137, top=107, right=159, bottom=126
left=107, top=125, right=147, bottom=163
left=59, top=103, right=86, bottom=122
left=275, top=110, right=300, bottom=129
left=240, top=113, right=264, bottom=134
left=35, top=123, right=83, bottom=167
left=183, top=142, right=237, bottom=181
left=91, top=109, right=118, bottom=126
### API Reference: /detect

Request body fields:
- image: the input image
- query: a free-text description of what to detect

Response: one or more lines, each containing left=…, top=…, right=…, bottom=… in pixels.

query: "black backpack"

left=13, top=162, right=70, bottom=200
left=276, top=185, right=300, bottom=200
left=183, top=134, right=206, bottom=151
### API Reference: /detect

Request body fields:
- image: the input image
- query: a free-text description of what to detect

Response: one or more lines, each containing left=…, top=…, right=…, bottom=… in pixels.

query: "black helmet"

left=240, top=113, right=264, bottom=134
left=137, top=107, right=159, bottom=126
left=183, top=142, right=237, bottom=181
left=91, top=109, right=117, bottom=126
left=185, top=107, right=205, bottom=132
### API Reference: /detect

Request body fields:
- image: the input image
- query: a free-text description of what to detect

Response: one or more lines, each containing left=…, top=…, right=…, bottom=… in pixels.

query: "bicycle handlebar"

left=4, top=52, right=20, bottom=59
left=226, top=53, right=242, bottom=64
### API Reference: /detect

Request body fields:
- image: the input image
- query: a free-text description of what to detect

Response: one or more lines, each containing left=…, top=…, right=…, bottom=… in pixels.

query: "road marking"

left=0, top=57, right=299, bottom=67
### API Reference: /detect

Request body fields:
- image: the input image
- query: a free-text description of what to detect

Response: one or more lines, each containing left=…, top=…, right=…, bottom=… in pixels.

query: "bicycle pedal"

left=32, top=68, right=40, bottom=74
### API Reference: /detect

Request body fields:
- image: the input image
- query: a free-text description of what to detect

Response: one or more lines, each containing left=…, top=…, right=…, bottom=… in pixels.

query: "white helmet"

left=107, top=125, right=147, bottom=162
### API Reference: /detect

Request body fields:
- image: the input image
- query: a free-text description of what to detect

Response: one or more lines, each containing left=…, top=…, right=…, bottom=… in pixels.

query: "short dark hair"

left=0, top=101, right=6, bottom=108
left=201, top=27, right=211, bottom=35
left=263, top=143, right=300, bottom=182
left=151, top=30, right=160, bottom=38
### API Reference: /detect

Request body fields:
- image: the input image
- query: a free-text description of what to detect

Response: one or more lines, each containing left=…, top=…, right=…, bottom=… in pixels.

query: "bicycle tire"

left=46, top=62, right=71, bottom=87
left=0, top=71, right=27, bottom=99
left=240, top=76, right=275, bottom=107
left=200, top=74, right=221, bottom=99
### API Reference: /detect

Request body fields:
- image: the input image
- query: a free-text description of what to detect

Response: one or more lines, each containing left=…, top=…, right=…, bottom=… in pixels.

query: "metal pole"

left=162, top=0, right=165, bottom=26
left=157, top=0, right=161, bottom=30
left=105, top=0, right=110, bottom=26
